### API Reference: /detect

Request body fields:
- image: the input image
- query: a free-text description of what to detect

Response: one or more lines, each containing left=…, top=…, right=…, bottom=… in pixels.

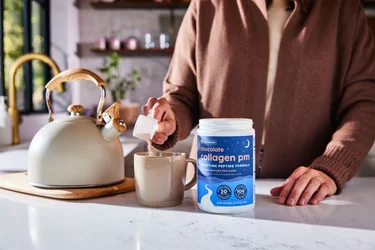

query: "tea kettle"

left=28, top=68, right=127, bottom=188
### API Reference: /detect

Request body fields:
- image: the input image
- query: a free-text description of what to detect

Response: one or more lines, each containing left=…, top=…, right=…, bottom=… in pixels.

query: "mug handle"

left=184, top=158, right=198, bottom=191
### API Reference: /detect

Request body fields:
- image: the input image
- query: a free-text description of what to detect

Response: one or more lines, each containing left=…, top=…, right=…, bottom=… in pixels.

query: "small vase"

left=119, top=101, right=139, bottom=127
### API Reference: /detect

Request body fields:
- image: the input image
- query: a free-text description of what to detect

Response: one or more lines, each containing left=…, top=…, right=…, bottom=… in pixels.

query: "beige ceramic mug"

left=134, top=152, right=197, bottom=208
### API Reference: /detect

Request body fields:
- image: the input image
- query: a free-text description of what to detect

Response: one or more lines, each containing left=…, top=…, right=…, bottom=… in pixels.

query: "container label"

left=197, top=135, right=254, bottom=207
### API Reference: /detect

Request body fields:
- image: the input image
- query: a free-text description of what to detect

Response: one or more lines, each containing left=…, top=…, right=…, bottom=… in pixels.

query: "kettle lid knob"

left=67, top=104, right=84, bottom=116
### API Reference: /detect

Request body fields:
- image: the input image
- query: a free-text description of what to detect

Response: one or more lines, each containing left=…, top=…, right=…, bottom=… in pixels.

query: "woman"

left=142, top=0, right=375, bottom=206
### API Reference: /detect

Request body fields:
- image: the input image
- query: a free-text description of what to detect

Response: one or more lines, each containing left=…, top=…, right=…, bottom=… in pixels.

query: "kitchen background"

left=1, top=0, right=188, bottom=140
left=1, top=0, right=375, bottom=176
left=2, top=0, right=375, bottom=119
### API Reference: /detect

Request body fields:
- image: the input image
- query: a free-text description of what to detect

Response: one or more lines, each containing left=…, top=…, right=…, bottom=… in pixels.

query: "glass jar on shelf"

left=144, top=33, right=156, bottom=49
left=125, top=37, right=140, bottom=50
left=159, top=33, right=170, bottom=49
left=109, top=38, right=122, bottom=50
left=94, top=38, right=107, bottom=50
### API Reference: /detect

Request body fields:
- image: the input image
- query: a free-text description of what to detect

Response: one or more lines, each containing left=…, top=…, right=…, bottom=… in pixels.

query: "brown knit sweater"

left=153, top=0, right=375, bottom=193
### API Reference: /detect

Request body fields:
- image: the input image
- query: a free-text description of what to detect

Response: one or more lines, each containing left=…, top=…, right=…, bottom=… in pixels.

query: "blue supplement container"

left=197, top=119, right=255, bottom=214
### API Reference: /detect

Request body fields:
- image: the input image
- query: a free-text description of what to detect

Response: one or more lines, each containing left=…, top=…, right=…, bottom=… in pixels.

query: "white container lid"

left=198, top=118, right=254, bottom=135
left=199, top=118, right=253, bottom=126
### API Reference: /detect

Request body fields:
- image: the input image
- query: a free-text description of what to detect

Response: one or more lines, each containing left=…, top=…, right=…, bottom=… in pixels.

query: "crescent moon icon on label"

left=245, top=139, right=250, bottom=148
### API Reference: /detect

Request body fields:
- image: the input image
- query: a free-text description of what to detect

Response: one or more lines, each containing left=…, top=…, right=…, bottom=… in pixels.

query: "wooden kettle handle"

left=45, top=68, right=107, bottom=125
left=45, top=68, right=106, bottom=91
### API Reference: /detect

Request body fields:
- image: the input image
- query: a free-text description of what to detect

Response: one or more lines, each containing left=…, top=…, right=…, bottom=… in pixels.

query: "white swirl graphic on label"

left=199, top=184, right=216, bottom=210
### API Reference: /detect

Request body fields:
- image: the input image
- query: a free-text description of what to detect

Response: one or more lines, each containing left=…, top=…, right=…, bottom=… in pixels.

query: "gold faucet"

left=8, top=53, right=64, bottom=145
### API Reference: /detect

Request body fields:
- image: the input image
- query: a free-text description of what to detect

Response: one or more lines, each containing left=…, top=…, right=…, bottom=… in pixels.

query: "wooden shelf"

left=77, top=43, right=175, bottom=57
left=90, top=47, right=174, bottom=56
left=90, top=1, right=190, bottom=10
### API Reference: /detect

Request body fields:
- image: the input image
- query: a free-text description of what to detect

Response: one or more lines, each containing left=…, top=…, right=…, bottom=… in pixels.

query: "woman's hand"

left=270, top=167, right=337, bottom=206
left=141, top=97, right=176, bottom=145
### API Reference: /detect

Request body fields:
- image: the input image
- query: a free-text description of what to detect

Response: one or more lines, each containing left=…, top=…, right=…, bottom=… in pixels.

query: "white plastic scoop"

left=133, top=115, right=158, bottom=142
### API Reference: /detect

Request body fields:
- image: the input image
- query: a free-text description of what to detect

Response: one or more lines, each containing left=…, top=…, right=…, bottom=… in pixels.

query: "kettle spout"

left=100, top=102, right=127, bottom=142
left=100, top=118, right=126, bottom=142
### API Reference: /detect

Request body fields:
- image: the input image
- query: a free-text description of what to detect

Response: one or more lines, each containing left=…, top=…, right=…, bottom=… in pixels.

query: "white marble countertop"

left=0, top=178, right=374, bottom=250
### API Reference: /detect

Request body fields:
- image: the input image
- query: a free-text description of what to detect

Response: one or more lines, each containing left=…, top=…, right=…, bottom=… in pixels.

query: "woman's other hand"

left=141, top=97, right=177, bottom=145
left=270, top=167, right=337, bottom=206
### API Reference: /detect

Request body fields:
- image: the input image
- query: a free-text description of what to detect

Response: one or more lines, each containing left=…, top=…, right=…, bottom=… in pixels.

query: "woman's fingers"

left=151, top=98, right=176, bottom=136
left=152, top=132, right=168, bottom=144
left=286, top=174, right=313, bottom=206
left=309, top=172, right=336, bottom=205
left=142, top=97, right=157, bottom=115
left=272, top=167, right=337, bottom=206
left=142, top=97, right=177, bottom=145
left=278, top=167, right=307, bottom=205
left=151, top=99, right=168, bottom=122
left=141, top=105, right=148, bottom=116
left=156, top=120, right=176, bottom=136
left=298, top=177, right=322, bottom=206
left=309, top=184, right=331, bottom=205
left=270, top=185, right=283, bottom=197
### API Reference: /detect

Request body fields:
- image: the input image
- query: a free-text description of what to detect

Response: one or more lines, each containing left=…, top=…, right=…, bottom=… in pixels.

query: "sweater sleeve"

left=309, top=4, right=375, bottom=193
left=152, top=0, right=199, bottom=151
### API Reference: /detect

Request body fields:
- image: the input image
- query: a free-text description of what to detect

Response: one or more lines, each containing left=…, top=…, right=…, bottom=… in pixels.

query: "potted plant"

left=98, top=52, right=142, bottom=126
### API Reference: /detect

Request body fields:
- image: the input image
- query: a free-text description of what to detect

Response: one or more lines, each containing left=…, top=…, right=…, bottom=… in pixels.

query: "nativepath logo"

left=201, top=139, right=217, bottom=145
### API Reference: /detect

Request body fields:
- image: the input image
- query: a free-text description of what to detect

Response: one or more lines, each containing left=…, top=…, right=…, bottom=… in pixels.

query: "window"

left=0, top=0, right=51, bottom=114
